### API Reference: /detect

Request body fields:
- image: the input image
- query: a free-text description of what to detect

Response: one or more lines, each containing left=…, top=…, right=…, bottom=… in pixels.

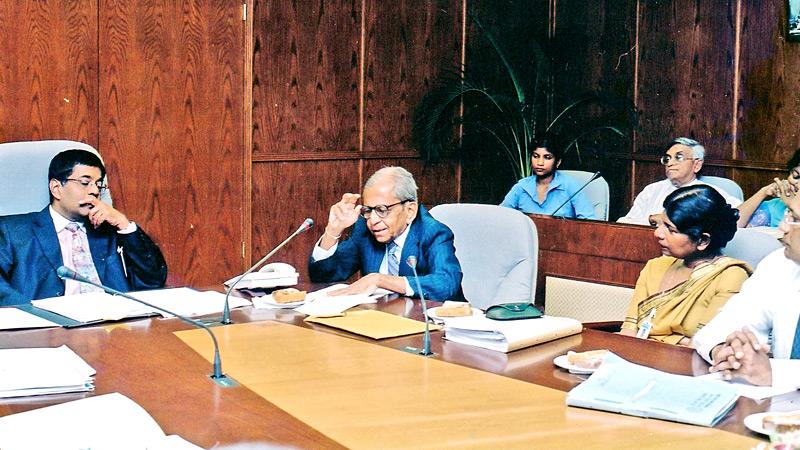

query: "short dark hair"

left=663, top=185, right=738, bottom=255
left=786, top=148, right=800, bottom=171
left=48, top=149, right=106, bottom=183
left=533, top=135, right=563, bottom=162
left=48, top=150, right=106, bottom=203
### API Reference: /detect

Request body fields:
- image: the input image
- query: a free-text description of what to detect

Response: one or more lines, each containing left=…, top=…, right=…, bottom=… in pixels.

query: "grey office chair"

left=0, top=140, right=112, bottom=216
left=723, top=227, right=783, bottom=269
left=699, top=176, right=744, bottom=201
left=429, top=203, right=538, bottom=309
left=560, top=170, right=610, bottom=220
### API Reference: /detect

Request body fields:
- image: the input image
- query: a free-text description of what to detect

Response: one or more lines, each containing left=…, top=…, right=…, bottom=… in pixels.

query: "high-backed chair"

left=723, top=227, right=783, bottom=269
left=699, top=176, right=744, bottom=201
left=429, top=204, right=537, bottom=310
left=559, top=170, right=610, bottom=220
left=0, top=140, right=111, bottom=216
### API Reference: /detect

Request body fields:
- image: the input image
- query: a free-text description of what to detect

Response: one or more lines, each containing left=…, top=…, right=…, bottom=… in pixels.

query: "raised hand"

left=326, top=193, right=361, bottom=237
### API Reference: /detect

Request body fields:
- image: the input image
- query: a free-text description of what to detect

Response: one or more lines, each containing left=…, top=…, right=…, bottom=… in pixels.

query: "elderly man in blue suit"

left=0, top=149, right=167, bottom=306
left=309, top=166, right=463, bottom=300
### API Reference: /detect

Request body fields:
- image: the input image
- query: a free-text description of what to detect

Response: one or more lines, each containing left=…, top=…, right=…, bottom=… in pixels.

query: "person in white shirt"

left=692, top=198, right=800, bottom=387
left=617, top=138, right=742, bottom=225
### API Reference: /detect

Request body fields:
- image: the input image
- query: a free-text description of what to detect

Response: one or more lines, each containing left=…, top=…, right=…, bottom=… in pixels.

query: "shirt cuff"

left=311, top=237, right=338, bottom=261
left=402, top=277, right=414, bottom=297
left=769, top=359, right=800, bottom=389
left=117, top=221, right=137, bottom=234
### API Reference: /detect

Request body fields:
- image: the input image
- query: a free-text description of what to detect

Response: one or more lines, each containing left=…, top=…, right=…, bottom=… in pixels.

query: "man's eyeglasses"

left=63, top=178, right=108, bottom=192
left=783, top=208, right=800, bottom=226
left=660, top=153, right=698, bottom=165
left=360, top=200, right=412, bottom=219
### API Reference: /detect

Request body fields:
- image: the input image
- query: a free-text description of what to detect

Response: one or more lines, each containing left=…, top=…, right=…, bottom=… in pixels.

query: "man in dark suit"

left=0, top=149, right=167, bottom=306
left=308, top=166, right=462, bottom=300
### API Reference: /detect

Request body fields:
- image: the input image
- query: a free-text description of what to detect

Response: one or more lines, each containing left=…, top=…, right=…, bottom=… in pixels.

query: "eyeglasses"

left=360, top=200, right=412, bottom=219
left=660, top=153, right=698, bottom=165
left=783, top=208, right=800, bottom=226
left=63, top=178, right=108, bottom=192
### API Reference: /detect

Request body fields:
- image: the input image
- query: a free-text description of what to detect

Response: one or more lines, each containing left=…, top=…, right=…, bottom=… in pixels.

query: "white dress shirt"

left=692, top=248, right=800, bottom=388
left=617, top=178, right=743, bottom=225
left=312, top=223, right=414, bottom=295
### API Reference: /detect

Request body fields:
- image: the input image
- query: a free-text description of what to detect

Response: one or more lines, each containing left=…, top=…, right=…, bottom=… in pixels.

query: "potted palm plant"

left=412, top=16, right=636, bottom=181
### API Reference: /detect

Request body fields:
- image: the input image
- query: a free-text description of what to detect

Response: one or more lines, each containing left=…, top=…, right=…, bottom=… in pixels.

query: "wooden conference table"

left=0, top=294, right=791, bottom=449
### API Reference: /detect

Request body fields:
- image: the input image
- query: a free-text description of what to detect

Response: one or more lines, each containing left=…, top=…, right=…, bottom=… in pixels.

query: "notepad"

left=443, top=314, right=583, bottom=352
left=0, top=345, right=95, bottom=398
left=304, top=309, right=441, bottom=339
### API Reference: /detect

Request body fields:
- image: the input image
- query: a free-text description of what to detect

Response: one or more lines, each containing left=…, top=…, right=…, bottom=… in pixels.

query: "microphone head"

left=56, top=266, right=76, bottom=280
left=406, top=255, right=417, bottom=269
left=294, top=218, right=314, bottom=234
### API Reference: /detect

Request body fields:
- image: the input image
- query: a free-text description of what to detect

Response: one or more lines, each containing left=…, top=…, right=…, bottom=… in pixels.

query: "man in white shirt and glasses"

left=693, top=194, right=800, bottom=388
left=618, top=137, right=742, bottom=224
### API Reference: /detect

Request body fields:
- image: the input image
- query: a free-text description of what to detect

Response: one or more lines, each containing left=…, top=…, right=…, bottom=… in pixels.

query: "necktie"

left=65, top=223, right=103, bottom=293
left=387, top=241, right=399, bottom=276
left=791, top=314, right=800, bottom=359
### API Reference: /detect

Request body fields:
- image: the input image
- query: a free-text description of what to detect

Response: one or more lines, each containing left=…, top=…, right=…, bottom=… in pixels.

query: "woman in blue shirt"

left=500, top=139, right=596, bottom=219
left=737, top=149, right=800, bottom=227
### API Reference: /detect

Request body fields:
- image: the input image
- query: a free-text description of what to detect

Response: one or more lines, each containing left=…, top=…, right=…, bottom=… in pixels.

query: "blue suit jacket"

left=0, top=207, right=168, bottom=306
left=308, top=205, right=463, bottom=300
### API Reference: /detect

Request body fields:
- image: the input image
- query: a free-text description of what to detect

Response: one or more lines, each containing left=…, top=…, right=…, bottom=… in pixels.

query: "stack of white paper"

left=0, top=392, right=201, bottom=449
left=443, top=314, right=583, bottom=353
left=29, top=288, right=251, bottom=324
left=0, top=345, right=95, bottom=398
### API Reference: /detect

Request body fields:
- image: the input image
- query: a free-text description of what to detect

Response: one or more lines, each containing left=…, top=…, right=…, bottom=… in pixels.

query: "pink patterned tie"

left=65, top=223, right=103, bottom=293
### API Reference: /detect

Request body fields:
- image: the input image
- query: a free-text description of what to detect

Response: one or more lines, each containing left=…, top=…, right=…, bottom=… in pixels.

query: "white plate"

left=553, top=354, right=597, bottom=375
left=426, top=305, right=480, bottom=322
left=744, top=412, right=771, bottom=435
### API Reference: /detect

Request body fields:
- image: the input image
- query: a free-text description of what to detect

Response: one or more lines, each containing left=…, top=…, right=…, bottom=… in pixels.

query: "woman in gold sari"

left=620, top=185, right=751, bottom=345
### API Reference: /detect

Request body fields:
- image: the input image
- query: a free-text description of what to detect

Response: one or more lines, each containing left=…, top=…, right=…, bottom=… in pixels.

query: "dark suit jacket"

left=308, top=205, right=463, bottom=300
left=0, top=207, right=168, bottom=306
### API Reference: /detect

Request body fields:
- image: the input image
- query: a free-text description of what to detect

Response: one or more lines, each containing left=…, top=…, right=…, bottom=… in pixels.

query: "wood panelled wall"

left=249, top=0, right=463, bottom=276
left=542, top=0, right=800, bottom=220
left=2, top=0, right=800, bottom=286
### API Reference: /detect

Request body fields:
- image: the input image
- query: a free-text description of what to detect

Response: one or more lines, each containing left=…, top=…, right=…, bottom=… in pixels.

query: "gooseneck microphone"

left=406, top=256, right=433, bottom=356
left=56, top=266, right=231, bottom=384
left=550, top=171, right=602, bottom=218
left=220, top=218, right=314, bottom=324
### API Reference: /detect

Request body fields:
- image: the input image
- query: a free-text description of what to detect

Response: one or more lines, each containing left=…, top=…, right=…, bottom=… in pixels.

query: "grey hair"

left=669, top=137, right=705, bottom=160
left=364, top=166, right=418, bottom=201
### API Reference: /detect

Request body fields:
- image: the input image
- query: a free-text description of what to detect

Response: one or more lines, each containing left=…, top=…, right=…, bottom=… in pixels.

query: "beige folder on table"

left=304, top=309, right=441, bottom=339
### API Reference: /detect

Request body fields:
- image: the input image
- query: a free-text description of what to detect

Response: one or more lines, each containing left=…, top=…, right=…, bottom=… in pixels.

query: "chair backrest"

left=723, top=227, right=783, bottom=269
left=559, top=170, right=610, bottom=220
left=0, top=140, right=112, bottom=216
left=699, top=176, right=744, bottom=201
left=544, top=276, right=633, bottom=323
left=429, top=203, right=538, bottom=309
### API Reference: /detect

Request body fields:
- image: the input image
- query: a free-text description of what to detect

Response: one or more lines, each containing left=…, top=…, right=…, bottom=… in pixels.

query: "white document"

left=0, top=345, right=95, bottom=398
left=697, top=371, right=798, bottom=400
left=30, top=288, right=251, bottom=323
left=292, top=284, right=389, bottom=317
left=32, top=292, right=152, bottom=323
left=129, top=288, right=251, bottom=318
left=443, top=314, right=583, bottom=353
left=0, top=392, right=202, bottom=450
left=0, top=307, right=59, bottom=330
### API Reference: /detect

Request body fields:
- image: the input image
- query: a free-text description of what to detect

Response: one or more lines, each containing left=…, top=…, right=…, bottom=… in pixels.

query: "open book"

left=0, top=393, right=201, bottom=449
left=443, top=314, right=583, bottom=352
left=566, top=352, right=738, bottom=427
